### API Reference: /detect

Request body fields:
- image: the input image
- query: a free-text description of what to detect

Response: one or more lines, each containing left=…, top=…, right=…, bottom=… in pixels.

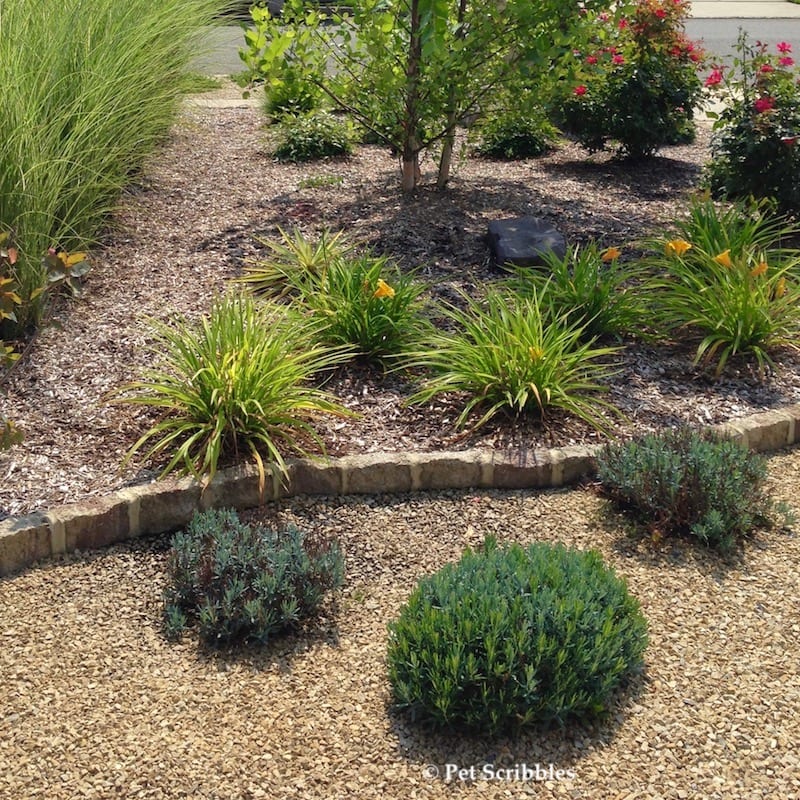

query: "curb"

left=2, top=405, right=799, bottom=577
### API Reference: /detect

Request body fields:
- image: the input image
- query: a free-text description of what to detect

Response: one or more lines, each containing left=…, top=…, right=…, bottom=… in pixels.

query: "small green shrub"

left=406, top=288, right=621, bottom=432
left=163, top=508, right=344, bottom=646
left=704, top=33, right=800, bottom=213
left=557, top=0, right=704, bottom=158
left=387, top=537, right=648, bottom=733
left=474, top=103, right=559, bottom=160
left=507, top=243, right=646, bottom=341
left=597, top=427, right=783, bottom=550
left=263, top=68, right=323, bottom=118
left=0, top=416, right=23, bottom=451
left=646, top=200, right=800, bottom=374
left=117, top=293, right=352, bottom=492
left=273, top=112, right=354, bottom=162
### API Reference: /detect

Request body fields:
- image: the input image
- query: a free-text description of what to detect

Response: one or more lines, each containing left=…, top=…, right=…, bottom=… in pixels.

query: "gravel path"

left=2, top=447, right=798, bottom=799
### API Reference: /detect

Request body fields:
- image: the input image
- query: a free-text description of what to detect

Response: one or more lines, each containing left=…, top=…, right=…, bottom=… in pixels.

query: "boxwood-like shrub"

left=387, top=538, right=647, bottom=733
left=163, top=508, right=344, bottom=646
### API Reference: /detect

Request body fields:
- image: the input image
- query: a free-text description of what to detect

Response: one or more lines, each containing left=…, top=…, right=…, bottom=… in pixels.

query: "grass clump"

left=0, top=0, right=226, bottom=333
left=117, top=293, right=352, bottom=493
left=164, top=508, right=344, bottom=646
left=597, top=427, right=787, bottom=551
left=406, top=288, right=621, bottom=432
left=387, top=537, right=648, bottom=733
left=647, top=199, right=800, bottom=374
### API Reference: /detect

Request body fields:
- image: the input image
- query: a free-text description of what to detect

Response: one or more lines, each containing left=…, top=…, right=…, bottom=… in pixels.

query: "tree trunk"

left=436, top=0, right=469, bottom=190
left=401, top=0, right=423, bottom=193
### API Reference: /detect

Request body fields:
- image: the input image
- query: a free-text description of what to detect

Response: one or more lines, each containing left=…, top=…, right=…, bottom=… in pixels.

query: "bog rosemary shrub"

left=387, top=538, right=648, bottom=733
left=273, top=112, right=354, bottom=162
left=597, top=427, right=782, bottom=551
left=163, top=508, right=344, bottom=646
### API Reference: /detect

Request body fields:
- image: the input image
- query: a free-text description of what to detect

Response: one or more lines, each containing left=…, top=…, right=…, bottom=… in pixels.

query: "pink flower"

left=574, top=85, right=588, bottom=96
left=779, top=56, right=795, bottom=67
left=655, top=8, right=667, bottom=18
left=704, top=68, right=724, bottom=87
left=619, top=18, right=629, bottom=29
left=612, top=54, right=625, bottom=65
left=690, top=52, right=702, bottom=63
left=759, top=63, right=775, bottom=74
left=599, top=11, right=610, bottom=21
left=586, top=55, right=598, bottom=65
left=777, top=41, right=792, bottom=53
left=754, top=96, right=776, bottom=113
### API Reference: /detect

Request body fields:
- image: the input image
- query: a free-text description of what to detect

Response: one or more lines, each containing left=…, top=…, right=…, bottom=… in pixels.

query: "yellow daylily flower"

left=713, top=249, right=733, bottom=268
left=774, top=277, right=787, bottom=298
left=601, top=246, right=621, bottom=262
left=373, top=278, right=395, bottom=299
left=528, top=346, right=544, bottom=361
left=665, top=239, right=692, bottom=257
left=749, top=261, right=768, bottom=278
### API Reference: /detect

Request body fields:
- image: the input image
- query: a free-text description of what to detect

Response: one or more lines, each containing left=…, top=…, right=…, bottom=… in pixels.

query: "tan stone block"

left=0, top=513, right=51, bottom=577
left=408, top=450, right=484, bottom=490
left=46, top=496, right=130, bottom=553
left=286, top=457, right=343, bottom=496
left=340, top=453, right=413, bottom=494
left=491, top=448, right=554, bottom=489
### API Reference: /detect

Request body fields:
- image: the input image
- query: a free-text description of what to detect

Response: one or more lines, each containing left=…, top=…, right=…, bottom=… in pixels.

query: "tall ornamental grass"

left=0, top=0, right=227, bottom=331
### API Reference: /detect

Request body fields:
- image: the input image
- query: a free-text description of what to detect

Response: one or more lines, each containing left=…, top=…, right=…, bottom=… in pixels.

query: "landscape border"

left=2, top=403, right=798, bottom=576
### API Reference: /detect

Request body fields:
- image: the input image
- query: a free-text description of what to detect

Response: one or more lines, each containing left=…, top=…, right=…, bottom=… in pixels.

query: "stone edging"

left=2, top=405, right=799, bottom=577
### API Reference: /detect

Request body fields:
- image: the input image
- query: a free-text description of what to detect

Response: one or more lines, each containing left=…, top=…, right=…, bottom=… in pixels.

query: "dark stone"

left=487, top=216, right=566, bottom=268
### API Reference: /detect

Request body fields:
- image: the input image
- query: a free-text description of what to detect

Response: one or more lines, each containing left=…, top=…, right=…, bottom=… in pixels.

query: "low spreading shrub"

left=387, top=537, right=648, bottom=733
left=646, top=199, right=800, bottom=374
left=163, top=508, right=344, bottom=646
left=507, top=243, right=646, bottom=341
left=704, top=33, right=800, bottom=213
left=273, top=112, right=354, bottom=162
left=597, top=427, right=786, bottom=551
left=557, top=0, right=704, bottom=158
left=406, top=288, right=621, bottom=432
left=117, top=293, right=351, bottom=492
left=263, top=67, right=324, bottom=119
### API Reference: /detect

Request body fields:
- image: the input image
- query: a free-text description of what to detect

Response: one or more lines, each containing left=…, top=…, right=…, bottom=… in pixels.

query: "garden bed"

left=2, top=88, right=800, bottom=519
left=1, top=448, right=798, bottom=798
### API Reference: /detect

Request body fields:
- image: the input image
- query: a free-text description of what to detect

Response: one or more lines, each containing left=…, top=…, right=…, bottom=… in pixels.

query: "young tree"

left=241, top=0, right=610, bottom=192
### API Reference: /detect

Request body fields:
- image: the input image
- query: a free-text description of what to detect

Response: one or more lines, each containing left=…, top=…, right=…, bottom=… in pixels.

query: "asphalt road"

left=193, top=18, right=800, bottom=76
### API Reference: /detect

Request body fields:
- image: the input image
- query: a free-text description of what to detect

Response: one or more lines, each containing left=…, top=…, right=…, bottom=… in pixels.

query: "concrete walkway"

left=693, top=0, right=800, bottom=17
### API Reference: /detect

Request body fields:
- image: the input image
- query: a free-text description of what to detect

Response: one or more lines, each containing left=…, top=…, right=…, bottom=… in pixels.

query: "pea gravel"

left=1, top=448, right=798, bottom=799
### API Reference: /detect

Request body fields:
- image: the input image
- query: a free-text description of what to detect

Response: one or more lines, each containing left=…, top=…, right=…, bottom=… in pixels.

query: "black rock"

left=487, top=216, right=566, bottom=269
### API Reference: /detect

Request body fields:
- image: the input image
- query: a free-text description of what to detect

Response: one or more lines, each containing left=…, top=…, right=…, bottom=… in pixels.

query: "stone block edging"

left=2, top=404, right=799, bottom=577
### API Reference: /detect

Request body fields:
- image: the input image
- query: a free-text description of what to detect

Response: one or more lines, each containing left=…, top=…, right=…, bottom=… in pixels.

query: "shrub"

left=0, top=416, right=23, bottom=451
left=117, top=293, right=352, bottom=493
left=507, top=243, right=646, bottom=341
left=0, top=0, right=223, bottom=334
left=301, top=254, right=431, bottom=362
left=704, top=33, right=800, bottom=213
left=646, top=199, right=800, bottom=374
left=597, top=427, right=784, bottom=551
left=263, top=67, right=324, bottom=119
left=273, top=112, right=354, bottom=162
left=163, top=508, right=344, bottom=646
left=474, top=100, right=559, bottom=160
left=557, top=0, right=704, bottom=158
left=406, top=288, right=621, bottom=432
left=387, top=537, right=648, bottom=733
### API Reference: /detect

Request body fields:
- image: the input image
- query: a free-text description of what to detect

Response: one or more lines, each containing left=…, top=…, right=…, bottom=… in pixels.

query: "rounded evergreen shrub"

left=387, top=538, right=648, bottom=733
left=163, top=508, right=344, bottom=646
left=273, top=112, right=354, bottom=162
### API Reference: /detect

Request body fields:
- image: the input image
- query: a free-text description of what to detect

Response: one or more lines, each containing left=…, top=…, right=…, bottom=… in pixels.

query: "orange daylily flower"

left=665, top=239, right=692, bottom=257
left=601, top=246, right=621, bottom=262
left=713, top=249, right=733, bottom=268
left=775, top=277, right=787, bottom=298
left=373, top=279, right=395, bottom=299
left=749, top=261, right=768, bottom=278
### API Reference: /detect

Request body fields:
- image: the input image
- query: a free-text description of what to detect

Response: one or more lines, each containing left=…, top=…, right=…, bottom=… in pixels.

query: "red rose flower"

left=754, top=96, right=775, bottom=113
left=574, top=85, right=587, bottom=96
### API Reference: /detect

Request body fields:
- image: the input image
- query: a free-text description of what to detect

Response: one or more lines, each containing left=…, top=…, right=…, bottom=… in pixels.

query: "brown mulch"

left=1, top=84, right=799, bottom=519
